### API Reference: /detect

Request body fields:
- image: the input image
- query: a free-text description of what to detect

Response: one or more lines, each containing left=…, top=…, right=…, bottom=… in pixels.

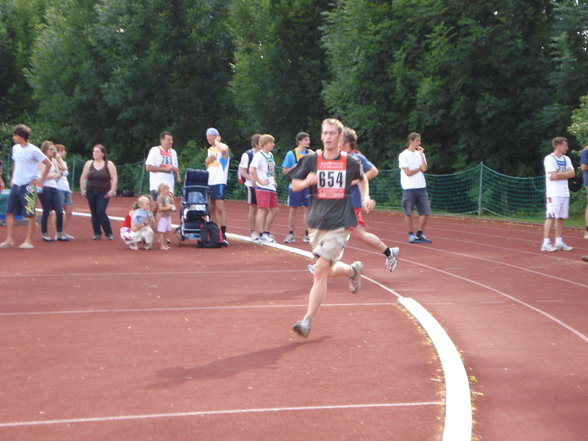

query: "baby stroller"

left=177, top=169, right=211, bottom=245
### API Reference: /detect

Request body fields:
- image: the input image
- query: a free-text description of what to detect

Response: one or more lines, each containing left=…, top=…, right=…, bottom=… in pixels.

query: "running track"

left=1, top=195, right=587, bottom=441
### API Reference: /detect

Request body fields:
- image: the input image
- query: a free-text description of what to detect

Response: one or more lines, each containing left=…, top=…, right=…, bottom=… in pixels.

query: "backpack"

left=197, top=221, right=223, bottom=248
left=238, top=149, right=255, bottom=184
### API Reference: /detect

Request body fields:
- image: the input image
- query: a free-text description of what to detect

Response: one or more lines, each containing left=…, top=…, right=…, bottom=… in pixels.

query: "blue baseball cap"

left=206, top=127, right=219, bottom=136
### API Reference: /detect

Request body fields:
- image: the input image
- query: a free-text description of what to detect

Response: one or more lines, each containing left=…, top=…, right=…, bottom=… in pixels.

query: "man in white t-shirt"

left=541, top=137, right=575, bottom=252
left=239, top=134, right=261, bottom=240
left=398, top=132, right=432, bottom=243
left=249, top=134, right=278, bottom=243
left=145, top=132, right=181, bottom=200
left=0, top=124, right=51, bottom=249
left=204, top=127, right=230, bottom=243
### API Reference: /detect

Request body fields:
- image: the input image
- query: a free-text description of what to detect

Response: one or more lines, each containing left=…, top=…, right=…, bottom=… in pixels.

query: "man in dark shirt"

left=288, top=118, right=375, bottom=337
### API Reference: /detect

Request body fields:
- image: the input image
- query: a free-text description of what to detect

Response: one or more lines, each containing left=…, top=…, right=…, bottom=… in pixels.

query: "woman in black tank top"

left=80, top=144, right=118, bottom=239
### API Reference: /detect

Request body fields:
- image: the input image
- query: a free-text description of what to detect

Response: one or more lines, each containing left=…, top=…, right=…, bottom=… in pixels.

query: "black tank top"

left=87, top=161, right=111, bottom=192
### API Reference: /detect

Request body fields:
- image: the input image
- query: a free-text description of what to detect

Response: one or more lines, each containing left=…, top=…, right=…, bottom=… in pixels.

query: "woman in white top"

left=38, top=141, right=67, bottom=241
left=54, top=144, right=74, bottom=239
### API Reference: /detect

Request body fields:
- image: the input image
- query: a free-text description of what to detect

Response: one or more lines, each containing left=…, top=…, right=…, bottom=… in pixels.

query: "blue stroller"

left=177, top=169, right=210, bottom=245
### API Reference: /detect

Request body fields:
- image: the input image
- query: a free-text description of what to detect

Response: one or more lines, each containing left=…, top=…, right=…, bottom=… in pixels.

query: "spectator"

left=38, top=141, right=67, bottom=241
left=0, top=124, right=51, bottom=249
left=399, top=132, right=432, bottom=243
left=282, top=132, right=312, bottom=244
left=541, top=137, right=575, bottom=252
left=54, top=144, right=74, bottom=240
left=80, top=144, right=118, bottom=240
left=239, top=134, right=261, bottom=240
left=250, top=134, right=279, bottom=243
left=156, top=181, right=175, bottom=250
left=581, top=145, right=588, bottom=239
left=205, top=127, right=229, bottom=244
left=130, top=195, right=155, bottom=250
left=145, top=132, right=181, bottom=201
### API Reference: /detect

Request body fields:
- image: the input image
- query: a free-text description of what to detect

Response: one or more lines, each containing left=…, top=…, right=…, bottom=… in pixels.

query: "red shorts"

left=255, top=188, right=278, bottom=209
left=350, top=207, right=365, bottom=231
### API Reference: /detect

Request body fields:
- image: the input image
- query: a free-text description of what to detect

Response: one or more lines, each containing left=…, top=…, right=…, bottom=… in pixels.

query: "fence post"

left=138, top=160, right=145, bottom=195
left=477, top=162, right=483, bottom=215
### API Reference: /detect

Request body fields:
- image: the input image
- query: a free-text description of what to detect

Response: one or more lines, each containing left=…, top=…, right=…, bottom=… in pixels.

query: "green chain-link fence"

left=0, top=155, right=579, bottom=220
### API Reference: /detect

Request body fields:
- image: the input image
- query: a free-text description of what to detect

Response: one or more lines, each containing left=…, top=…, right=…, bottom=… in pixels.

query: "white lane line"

left=535, top=300, right=564, bottom=303
left=399, top=298, right=472, bottom=441
left=0, top=401, right=441, bottom=428
left=401, top=258, right=588, bottom=344
left=0, top=302, right=393, bottom=317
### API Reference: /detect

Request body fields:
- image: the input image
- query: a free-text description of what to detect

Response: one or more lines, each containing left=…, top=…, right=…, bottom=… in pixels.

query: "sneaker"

left=284, top=233, right=295, bottom=244
left=584, top=231, right=588, bottom=239
left=250, top=231, right=259, bottom=241
left=303, top=234, right=311, bottom=243
left=385, top=247, right=400, bottom=272
left=348, top=261, right=363, bottom=294
left=292, top=318, right=312, bottom=338
left=222, top=239, right=229, bottom=247
left=129, top=244, right=139, bottom=251
left=415, top=233, right=432, bottom=243
left=307, top=264, right=315, bottom=275
left=42, top=234, right=54, bottom=242
left=64, top=234, right=75, bottom=240
left=259, top=233, right=276, bottom=244
left=408, top=233, right=417, bottom=243
left=555, top=243, right=573, bottom=251
left=540, top=243, right=557, bottom=252
left=56, top=233, right=71, bottom=241
left=93, top=234, right=101, bottom=240
left=107, top=234, right=114, bottom=241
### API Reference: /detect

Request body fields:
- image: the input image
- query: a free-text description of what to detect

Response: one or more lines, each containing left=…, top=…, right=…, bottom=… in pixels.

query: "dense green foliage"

left=1, top=0, right=588, bottom=175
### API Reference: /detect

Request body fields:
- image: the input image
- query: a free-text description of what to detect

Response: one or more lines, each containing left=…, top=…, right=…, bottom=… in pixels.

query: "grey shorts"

left=308, top=228, right=350, bottom=263
left=402, top=188, right=431, bottom=215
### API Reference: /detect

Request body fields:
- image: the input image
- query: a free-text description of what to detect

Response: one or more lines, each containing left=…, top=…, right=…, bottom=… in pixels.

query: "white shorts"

left=157, top=216, right=172, bottom=233
left=545, top=196, right=569, bottom=219
left=308, top=228, right=350, bottom=263
left=131, top=226, right=154, bottom=244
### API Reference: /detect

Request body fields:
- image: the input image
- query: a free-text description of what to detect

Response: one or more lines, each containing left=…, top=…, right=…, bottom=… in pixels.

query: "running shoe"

left=107, top=234, right=114, bottom=241
left=386, top=247, right=400, bottom=271
left=56, top=233, right=71, bottom=241
left=250, top=231, right=259, bottom=241
left=348, top=261, right=363, bottom=294
left=540, top=243, right=557, bottom=252
left=259, top=233, right=276, bottom=244
left=284, top=233, right=295, bottom=244
left=292, top=318, right=312, bottom=338
left=415, top=233, right=432, bottom=243
left=303, top=234, right=311, bottom=243
left=585, top=231, right=588, bottom=239
left=307, top=264, right=315, bottom=275
left=408, top=233, right=417, bottom=243
left=555, top=243, right=573, bottom=251
left=93, top=234, right=101, bottom=240
left=42, top=234, right=54, bottom=242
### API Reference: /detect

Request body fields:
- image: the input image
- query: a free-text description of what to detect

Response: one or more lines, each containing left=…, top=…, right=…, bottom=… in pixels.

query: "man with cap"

left=204, top=127, right=230, bottom=243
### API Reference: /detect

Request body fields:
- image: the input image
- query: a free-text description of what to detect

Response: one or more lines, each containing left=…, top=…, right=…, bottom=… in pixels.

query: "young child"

left=130, top=195, right=155, bottom=250
left=120, top=200, right=140, bottom=247
left=156, top=182, right=175, bottom=250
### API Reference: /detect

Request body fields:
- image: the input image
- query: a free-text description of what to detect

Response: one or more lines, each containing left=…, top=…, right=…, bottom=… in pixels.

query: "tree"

left=228, top=0, right=331, bottom=151
left=29, top=0, right=235, bottom=162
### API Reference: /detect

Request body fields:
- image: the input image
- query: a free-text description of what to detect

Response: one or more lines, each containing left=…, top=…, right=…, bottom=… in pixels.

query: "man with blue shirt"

left=581, top=145, right=588, bottom=239
left=281, top=132, right=312, bottom=243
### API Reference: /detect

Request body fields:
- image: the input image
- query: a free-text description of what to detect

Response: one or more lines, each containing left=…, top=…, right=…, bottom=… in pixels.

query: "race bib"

left=316, top=151, right=347, bottom=199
